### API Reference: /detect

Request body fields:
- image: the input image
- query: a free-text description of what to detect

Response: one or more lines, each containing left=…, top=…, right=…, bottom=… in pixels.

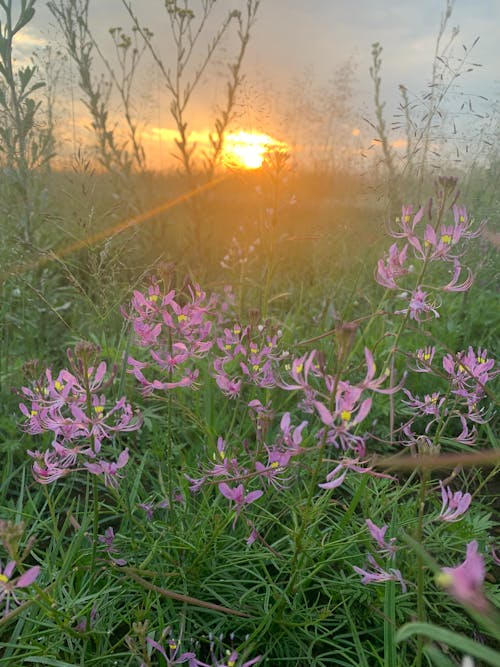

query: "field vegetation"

left=0, top=1, right=498, bottom=665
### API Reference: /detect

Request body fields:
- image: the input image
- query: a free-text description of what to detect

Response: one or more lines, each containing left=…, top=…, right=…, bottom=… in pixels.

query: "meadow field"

left=0, top=1, right=499, bottom=665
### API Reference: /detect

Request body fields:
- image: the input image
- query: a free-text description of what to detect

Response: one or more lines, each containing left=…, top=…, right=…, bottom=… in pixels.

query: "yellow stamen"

left=54, top=381, right=64, bottom=391
left=31, top=410, right=38, bottom=416
left=94, top=405, right=105, bottom=415
left=295, top=363, right=303, bottom=374
left=148, top=294, right=158, bottom=302
left=435, top=571, right=453, bottom=588
left=441, top=234, right=452, bottom=244
left=0, top=574, right=8, bottom=583
left=177, top=314, right=187, bottom=322
left=270, top=461, right=280, bottom=469
left=252, top=364, right=260, bottom=371
left=341, top=410, right=352, bottom=422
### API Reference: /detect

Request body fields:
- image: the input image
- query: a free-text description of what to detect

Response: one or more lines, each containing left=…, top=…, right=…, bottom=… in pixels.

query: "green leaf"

left=424, top=644, right=457, bottom=667
left=384, top=579, right=397, bottom=667
left=23, top=659, right=78, bottom=667
left=343, top=600, right=370, bottom=667
left=396, top=622, right=500, bottom=666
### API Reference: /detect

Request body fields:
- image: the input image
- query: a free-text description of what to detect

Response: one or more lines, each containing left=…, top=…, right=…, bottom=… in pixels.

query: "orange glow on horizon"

left=222, top=131, right=288, bottom=169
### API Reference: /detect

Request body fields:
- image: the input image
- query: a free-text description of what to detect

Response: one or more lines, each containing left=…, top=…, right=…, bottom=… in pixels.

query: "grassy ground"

left=0, top=162, right=498, bottom=666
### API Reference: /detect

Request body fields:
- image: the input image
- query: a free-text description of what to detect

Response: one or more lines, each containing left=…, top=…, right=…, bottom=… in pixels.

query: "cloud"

left=12, top=29, right=47, bottom=65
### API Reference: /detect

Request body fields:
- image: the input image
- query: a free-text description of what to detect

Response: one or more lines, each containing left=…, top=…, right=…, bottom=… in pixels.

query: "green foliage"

left=0, top=2, right=498, bottom=665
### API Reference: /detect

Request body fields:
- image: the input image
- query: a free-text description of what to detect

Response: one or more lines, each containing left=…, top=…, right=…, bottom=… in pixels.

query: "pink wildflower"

left=278, top=350, right=320, bottom=392
left=412, top=346, right=436, bottom=372
left=438, top=482, right=472, bottom=522
left=442, top=259, right=473, bottom=292
left=403, top=389, right=444, bottom=418
left=255, top=445, right=293, bottom=489
left=353, top=554, right=406, bottom=592
left=279, top=412, right=308, bottom=453
left=98, top=527, right=127, bottom=565
left=390, top=205, right=425, bottom=253
left=438, top=541, right=489, bottom=613
left=396, top=286, right=440, bottom=322
left=218, top=652, right=261, bottom=667
left=0, top=560, right=40, bottom=614
left=314, top=383, right=371, bottom=452
left=85, top=449, right=129, bottom=488
left=145, top=636, right=207, bottom=666
left=215, top=372, right=242, bottom=398
left=28, top=448, right=74, bottom=484
left=365, top=519, right=397, bottom=555
left=126, top=279, right=215, bottom=396
left=218, top=483, right=263, bottom=528
left=452, top=204, right=484, bottom=240
left=375, top=243, right=409, bottom=289
left=319, top=457, right=395, bottom=490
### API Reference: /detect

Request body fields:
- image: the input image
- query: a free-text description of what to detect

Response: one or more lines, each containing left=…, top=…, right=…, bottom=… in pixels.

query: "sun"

left=222, top=131, right=287, bottom=169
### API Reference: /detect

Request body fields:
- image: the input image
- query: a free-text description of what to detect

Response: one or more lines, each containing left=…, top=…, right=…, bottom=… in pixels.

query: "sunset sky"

left=15, top=0, right=500, bottom=169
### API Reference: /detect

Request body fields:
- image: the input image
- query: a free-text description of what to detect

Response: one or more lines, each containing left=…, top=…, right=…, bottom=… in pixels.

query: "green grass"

left=0, top=166, right=498, bottom=667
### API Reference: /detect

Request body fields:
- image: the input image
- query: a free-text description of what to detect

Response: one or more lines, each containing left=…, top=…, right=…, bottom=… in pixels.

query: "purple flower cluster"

left=142, top=631, right=260, bottom=667
left=19, top=345, right=141, bottom=486
left=402, top=345, right=497, bottom=448
left=353, top=519, right=406, bottom=592
left=213, top=322, right=286, bottom=398
left=125, top=279, right=215, bottom=394
left=443, top=346, right=498, bottom=420
left=187, top=411, right=307, bottom=543
left=376, top=202, right=480, bottom=321
left=280, top=347, right=399, bottom=486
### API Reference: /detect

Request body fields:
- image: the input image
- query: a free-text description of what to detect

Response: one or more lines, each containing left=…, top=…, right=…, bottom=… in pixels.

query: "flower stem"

left=414, top=464, right=429, bottom=667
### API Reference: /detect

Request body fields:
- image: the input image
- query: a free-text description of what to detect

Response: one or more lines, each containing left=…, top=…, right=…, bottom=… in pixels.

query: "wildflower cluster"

left=213, top=321, right=286, bottom=397
left=188, top=410, right=307, bottom=543
left=402, top=344, right=497, bottom=448
left=376, top=192, right=481, bottom=321
left=12, top=179, right=499, bottom=663
left=281, top=347, right=399, bottom=487
left=220, top=235, right=260, bottom=271
left=141, top=629, right=261, bottom=667
left=353, top=519, right=406, bottom=591
left=19, top=344, right=141, bottom=486
left=125, top=279, right=216, bottom=394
